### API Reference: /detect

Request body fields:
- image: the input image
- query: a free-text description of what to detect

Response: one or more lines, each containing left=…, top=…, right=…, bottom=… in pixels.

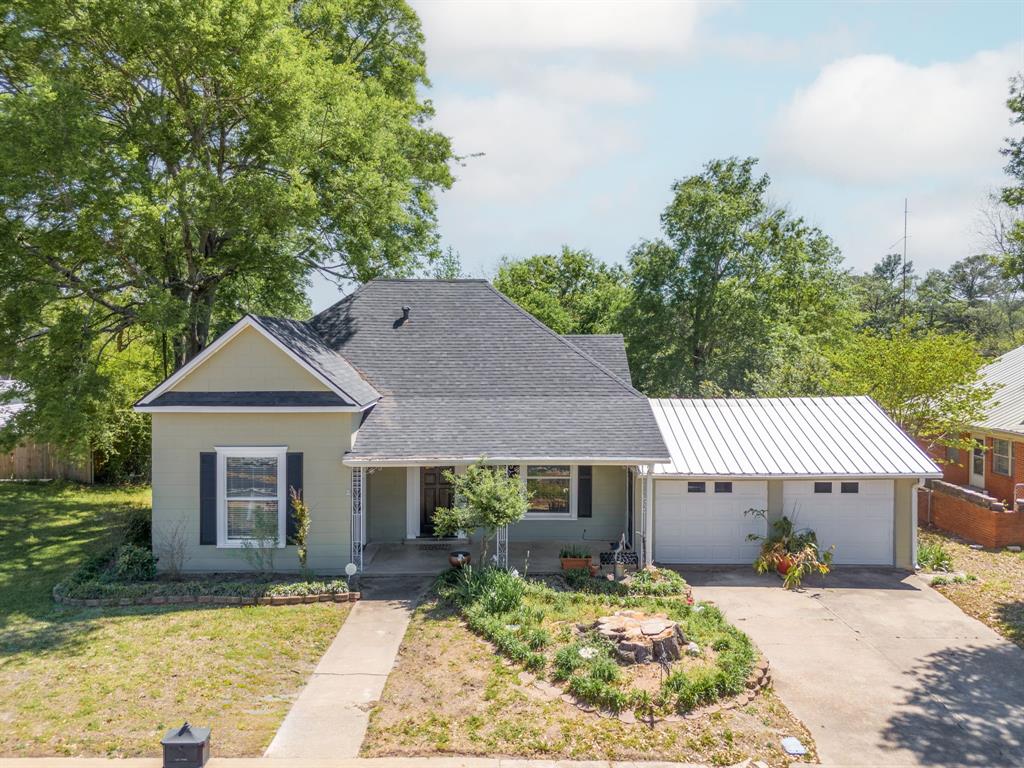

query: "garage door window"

left=714, top=481, right=733, bottom=493
left=814, top=482, right=833, bottom=493
left=840, top=482, right=859, bottom=494
left=687, top=481, right=706, bottom=493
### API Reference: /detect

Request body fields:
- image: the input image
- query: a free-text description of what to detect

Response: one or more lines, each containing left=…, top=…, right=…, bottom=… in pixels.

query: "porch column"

left=351, top=466, right=365, bottom=571
left=643, top=465, right=654, bottom=567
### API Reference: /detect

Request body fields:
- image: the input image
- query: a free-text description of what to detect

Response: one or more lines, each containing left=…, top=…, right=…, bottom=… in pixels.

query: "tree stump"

left=590, top=611, right=686, bottom=664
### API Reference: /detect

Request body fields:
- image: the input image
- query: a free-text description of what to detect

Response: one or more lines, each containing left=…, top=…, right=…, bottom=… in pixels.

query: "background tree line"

left=0, top=0, right=1020, bottom=478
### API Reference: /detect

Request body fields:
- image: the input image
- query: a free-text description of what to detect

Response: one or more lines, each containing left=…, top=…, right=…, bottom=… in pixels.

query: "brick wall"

left=918, top=480, right=1024, bottom=548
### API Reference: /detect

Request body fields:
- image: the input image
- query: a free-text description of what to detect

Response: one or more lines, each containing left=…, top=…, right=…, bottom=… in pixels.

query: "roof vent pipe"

left=401, top=305, right=411, bottom=321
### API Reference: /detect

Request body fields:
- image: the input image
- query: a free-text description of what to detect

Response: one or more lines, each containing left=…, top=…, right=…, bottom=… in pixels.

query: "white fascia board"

left=134, top=405, right=364, bottom=413
left=342, top=456, right=670, bottom=467
left=137, top=315, right=366, bottom=406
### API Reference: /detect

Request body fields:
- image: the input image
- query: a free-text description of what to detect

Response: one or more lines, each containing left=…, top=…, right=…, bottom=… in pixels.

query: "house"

left=933, top=345, right=1024, bottom=504
left=921, top=345, right=1024, bottom=547
left=136, top=279, right=938, bottom=573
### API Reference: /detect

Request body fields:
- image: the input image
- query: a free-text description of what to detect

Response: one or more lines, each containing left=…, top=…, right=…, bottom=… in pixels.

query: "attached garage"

left=782, top=479, right=894, bottom=565
left=646, top=396, right=942, bottom=568
left=654, top=480, right=767, bottom=564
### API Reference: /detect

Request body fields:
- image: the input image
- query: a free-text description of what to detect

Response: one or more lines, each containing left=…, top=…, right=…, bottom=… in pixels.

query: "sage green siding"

left=151, top=412, right=354, bottom=574
left=508, top=465, right=629, bottom=543
left=175, top=326, right=330, bottom=392
left=368, top=467, right=407, bottom=541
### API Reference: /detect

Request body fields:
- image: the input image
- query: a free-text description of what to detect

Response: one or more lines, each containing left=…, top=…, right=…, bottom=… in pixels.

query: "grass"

left=362, top=599, right=815, bottom=767
left=435, top=567, right=754, bottom=718
left=919, top=527, right=1024, bottom=648
left=0, top=482, right=349, bottom=756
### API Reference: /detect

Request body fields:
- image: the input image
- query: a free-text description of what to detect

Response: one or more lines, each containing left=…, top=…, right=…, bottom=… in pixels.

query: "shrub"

left=120, top=508, right=152, bottom=548
left=918, top=540, right=953, bottom=572
left=626, top=566, right=689, bottom=596
left=563, top=567, right=591, bottom=590
left=110, top=544, right=157, bottom=582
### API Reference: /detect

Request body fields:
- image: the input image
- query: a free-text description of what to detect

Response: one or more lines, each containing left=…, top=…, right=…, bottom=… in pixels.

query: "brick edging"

left=53, top=586, right=361, bottom=608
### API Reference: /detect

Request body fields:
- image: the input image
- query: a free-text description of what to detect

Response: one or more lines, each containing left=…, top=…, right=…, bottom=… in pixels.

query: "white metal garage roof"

left=649, top=396, right=941, bottom=479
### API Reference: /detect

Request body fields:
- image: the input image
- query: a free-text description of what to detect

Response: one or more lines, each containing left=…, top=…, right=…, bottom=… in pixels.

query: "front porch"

left=349, top=463, right=652, bottom=573
left=362, top=539, right=567, bottom=575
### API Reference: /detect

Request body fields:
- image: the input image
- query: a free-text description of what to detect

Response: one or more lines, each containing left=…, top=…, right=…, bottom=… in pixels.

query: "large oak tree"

left=0, top=0, right=452, bottom=456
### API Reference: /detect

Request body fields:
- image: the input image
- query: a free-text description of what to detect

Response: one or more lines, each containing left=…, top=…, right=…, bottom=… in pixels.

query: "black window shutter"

left=578, top=465, right=593, bottom=518
left=286, top=452, right=304, bottom=544
left=199, top=452, right=217, bottom=545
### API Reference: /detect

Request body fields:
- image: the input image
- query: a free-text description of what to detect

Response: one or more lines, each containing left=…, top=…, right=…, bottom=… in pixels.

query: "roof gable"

left=562, top=334, right=632, bottom=385
left=137, top=315, right=378, bottom=409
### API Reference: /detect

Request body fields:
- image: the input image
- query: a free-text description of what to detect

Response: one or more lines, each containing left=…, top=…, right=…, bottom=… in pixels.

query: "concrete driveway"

left=683, top=568, right=1024, bottom=767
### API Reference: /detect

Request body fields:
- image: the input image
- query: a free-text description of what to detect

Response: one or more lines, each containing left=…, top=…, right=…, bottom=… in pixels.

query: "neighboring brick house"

left=920, top=345, right=1024, bottom=547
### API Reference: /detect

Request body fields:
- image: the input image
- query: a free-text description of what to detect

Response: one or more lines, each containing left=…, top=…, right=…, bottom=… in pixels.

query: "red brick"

left=918, top=484, right=1024, bottom=548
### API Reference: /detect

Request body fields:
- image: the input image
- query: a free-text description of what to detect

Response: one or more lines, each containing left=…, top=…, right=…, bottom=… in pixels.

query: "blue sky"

left=309, top=1, right=1024, bottom=311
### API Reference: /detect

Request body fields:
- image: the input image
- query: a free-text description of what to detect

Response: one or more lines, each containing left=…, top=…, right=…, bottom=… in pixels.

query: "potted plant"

left=559, top=545, right=592, bottom=571
left=745, top=510, right=834, bottom=589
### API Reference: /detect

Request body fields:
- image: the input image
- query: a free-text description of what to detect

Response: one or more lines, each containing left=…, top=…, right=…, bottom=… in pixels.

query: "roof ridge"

left=483, top=283, right=645, bottom=398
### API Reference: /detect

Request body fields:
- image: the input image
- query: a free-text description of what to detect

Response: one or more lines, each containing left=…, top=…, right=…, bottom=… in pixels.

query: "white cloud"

left=415, top=1, right=709, bottom=64
left=770, top=47, right=1021, bottom=183
left=434, top=76, right=640, bottom=202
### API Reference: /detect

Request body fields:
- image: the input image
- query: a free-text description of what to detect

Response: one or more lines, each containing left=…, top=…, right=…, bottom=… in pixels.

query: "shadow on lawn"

left=882, top=643, right=1024, bottom=766
left=0, top=482, right=150, bottom=656
left=994, top=600, right=1024, bottom=649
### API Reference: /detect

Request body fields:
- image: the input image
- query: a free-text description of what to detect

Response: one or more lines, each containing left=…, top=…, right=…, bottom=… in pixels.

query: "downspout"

left=912, top=478, right=922, bottom=569
left=644, top=465, right=654, bottom=567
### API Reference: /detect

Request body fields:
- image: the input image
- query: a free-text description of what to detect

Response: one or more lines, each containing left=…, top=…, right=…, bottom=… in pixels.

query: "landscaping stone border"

left=53, top=586, right=360, bottom=608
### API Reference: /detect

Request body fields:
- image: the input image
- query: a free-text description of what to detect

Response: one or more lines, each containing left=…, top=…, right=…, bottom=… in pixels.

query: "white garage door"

left=783, top=480, right=894, bottom=565
left=654, top=480, right=768, bottom=564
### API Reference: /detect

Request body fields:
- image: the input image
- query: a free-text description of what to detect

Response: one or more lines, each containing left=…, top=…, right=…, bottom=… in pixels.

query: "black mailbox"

left=161, top=722, right=210, bottom=768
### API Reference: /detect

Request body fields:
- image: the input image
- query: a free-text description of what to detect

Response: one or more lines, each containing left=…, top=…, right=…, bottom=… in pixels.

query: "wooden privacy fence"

left=0, top=442, right=93, bottom=483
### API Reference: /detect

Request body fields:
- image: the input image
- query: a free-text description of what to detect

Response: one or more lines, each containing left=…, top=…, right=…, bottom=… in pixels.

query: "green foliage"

left=624, top=566, right=689, bottom=596
left=826, top=325, right=995, bottom=451
left=747, top=511, right=833, bottom=589
left=493, top=247, right=628, bottom=334
left=289, top=487, right=312, bottom=576
left=558, top=545, right=591, bottom=559
left=110, top=544, right=158, bottom=583
left=918, top=540, right=954, bottom=572
left=563, top=567, right=591, bottom=590
left=432, top=461, right=529, bottom=561
left=56, top=574, right=350, bottom=601
left=120, top=508, right=153, bottom=549
left=0, top=0, right=453, bottom=456
left=620, top=157, right=855, bottom=397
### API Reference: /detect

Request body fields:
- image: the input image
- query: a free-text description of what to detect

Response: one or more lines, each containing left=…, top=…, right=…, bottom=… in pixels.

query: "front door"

left=420, top=466, right=454, bottom=537
left=971, top=436, right=986, bottom=488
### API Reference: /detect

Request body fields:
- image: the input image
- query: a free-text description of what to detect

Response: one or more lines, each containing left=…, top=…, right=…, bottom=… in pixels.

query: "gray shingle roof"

left=250, top=315, right=380, bottom=406
left=311, top=280, right=668, bottom=462
left=562, top=335, right=632, bottom=385
left=147, top=391, right=351, bottom=407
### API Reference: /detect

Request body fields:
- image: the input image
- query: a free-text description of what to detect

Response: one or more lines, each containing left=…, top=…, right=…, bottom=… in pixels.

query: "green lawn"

left=0, top=482, right=349, bottom=757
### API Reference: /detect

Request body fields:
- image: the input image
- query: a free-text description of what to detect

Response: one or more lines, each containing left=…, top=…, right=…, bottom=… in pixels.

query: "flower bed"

left=53, top=546, right=355, bottom=607
left=435, top=566, right=762, bottom=720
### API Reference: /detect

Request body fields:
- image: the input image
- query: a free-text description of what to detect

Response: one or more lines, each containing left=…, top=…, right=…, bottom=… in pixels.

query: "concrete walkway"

left=684, top=567, right=1024, bottom=768
left=0, top=759, right=715, bottom=768
left=264, top=575, right=429, bottom=759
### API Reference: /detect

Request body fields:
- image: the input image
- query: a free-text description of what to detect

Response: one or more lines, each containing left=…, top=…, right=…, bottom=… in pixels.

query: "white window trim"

left=993, top=438, right=1012, bottom=477
left=520, top=464, right=577, bottom=520
left=215, top=446, right=288, bottom=549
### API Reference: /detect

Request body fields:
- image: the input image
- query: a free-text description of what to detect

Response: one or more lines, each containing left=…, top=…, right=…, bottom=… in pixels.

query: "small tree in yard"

left=432, top=461, right=530, bottom=566
left=827, top=326, right=996, bottom=455
left=290, top=487, right=312, bottom=578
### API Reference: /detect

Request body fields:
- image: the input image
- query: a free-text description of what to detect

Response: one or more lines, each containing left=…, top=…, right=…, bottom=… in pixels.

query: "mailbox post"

left=161, top=722, right=210, bottom=768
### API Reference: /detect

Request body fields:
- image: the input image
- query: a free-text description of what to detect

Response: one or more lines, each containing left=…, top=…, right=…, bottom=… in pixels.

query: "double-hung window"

left=993, top=439, right=1012, bottom=477
left=523, top=464, right=575, bottom=518
left=217, top=447, right=287, bottom=547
